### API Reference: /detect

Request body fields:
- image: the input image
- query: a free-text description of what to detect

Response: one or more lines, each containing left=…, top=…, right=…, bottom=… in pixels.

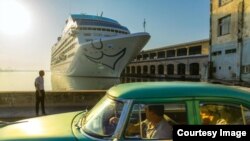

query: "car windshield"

left=83, top=95, right=124, bottom=137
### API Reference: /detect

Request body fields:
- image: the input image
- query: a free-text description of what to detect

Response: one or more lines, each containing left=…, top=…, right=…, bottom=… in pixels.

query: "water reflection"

left=51, top=74, right=120, bottom=91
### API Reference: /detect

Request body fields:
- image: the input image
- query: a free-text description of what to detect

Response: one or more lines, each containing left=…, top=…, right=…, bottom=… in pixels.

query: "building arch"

left=131, top=66, right=135, bottom=74
left=143, top=65, right=148, bottom=74
left=158, top=64, right=164, bottom=75
left=137, top=66, right=141, bottom=74
left=150, top=65, right=155, bottom=74
left=167, top=64, right=174, bottom=75
left=126, top=66, right=130, bottom=74
left=178, top=63, right=186, bottom=75
left=190, top=63, right=199, bottom=75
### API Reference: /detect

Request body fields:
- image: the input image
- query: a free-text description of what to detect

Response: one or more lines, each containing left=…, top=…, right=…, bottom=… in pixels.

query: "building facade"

left=210, top=0, right=250, bottom=82
left=123, top=39, right=209, bottom=81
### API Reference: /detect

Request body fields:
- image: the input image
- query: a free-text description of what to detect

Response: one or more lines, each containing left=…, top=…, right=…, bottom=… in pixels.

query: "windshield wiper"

left=75, top=109, right=88, bottom=129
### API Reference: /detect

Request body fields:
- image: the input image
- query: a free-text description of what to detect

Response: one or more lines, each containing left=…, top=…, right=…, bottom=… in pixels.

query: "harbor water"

left=0, top=71, right=119, bottom=91
left=0, top=71, right=170, bottom=91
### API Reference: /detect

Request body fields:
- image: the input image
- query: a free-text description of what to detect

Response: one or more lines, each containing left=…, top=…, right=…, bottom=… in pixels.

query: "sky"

left=0, top=0, right=209, bottom=70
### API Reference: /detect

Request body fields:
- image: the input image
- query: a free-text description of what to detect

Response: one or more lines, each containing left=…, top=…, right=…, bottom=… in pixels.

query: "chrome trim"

left=112, top=99, right=133, bottom=140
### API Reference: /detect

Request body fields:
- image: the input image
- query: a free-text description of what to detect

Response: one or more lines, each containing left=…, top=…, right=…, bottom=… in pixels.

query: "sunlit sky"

left=0, top=0, right=209, bottom=70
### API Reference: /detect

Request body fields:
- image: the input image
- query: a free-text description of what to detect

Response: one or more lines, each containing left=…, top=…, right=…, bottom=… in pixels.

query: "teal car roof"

left=107, top=82, right=250, bottom=100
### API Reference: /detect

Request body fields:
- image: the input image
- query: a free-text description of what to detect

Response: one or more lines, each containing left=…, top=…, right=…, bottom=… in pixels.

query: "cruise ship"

left=51, top=14, right=150, bottom=77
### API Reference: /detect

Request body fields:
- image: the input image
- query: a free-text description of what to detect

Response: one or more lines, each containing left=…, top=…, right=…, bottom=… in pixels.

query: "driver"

left=112, top=105, right=172, bottom=139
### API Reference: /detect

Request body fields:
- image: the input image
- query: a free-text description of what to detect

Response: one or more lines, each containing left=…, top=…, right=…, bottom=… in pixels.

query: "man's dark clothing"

left=35, top=90, right=45, bottom=115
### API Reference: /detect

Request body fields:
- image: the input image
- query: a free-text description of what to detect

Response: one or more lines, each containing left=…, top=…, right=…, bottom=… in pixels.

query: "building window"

left=84, top=33, right=91, bottom=36
left=177, top=48, right=187, bottom=56
left=247, top=66, right=250, bottom=73
left=149, top=53, right=156, bottom=59
left=189, top=46, right=202, bottom=55
left=242, top=66, right=246, bottom=73
left=242, top=65, right=250, bottom=74
left=225, top=48, right=236, bottom=54
left=212, top=51, right=222, bottom=56
left=213, top=67, right=216, bottom=73
left=86, top=39, right=92, bottom=42
left=136, top=55, right=142, bottom=61
left=218, top=15, right=231, bottom=36
left=219, top=0, right=233, bottom=7
left=142, top=54, right=149, bottom=60
left=157, top=51, right=165, bottom=59
left=167, top=50, right=175, bottom=57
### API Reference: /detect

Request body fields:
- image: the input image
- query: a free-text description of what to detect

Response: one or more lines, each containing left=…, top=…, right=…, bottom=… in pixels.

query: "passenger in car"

left=124, top=105, right=172, bottom=139
left=144, top=105, right=172, bottom=139
left=200, top=108, right=228, bottom=125
left=200, top=110, right=214, bottom=125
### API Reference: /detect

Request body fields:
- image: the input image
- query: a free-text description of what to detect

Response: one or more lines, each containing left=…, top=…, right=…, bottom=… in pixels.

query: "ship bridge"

left=71, top=14, right=129, bottom=32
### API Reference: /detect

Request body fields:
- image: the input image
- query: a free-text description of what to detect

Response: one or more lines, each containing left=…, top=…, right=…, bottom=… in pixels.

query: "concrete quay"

left=0, top=90, right=106, bottom=121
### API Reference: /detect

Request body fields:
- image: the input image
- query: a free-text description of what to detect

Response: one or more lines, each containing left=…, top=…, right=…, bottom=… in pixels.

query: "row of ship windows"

left=52, top=52, right=75, bottom=65
left=75, top=19, right=128, bottom=31
left=52, top=38, right=75, bottom=57
left=52, top=44, right=76, bottom=63
left=134, top=46, right=202, bottom=61
left=212, top=48, right=236, bottom=56
left=77, top=27, right=129, bottom=34
left=61, top=43, right=76, bottom=56
left=84, top=33, right=121, bottom=37
left=84, top=35, right=117, bottom=42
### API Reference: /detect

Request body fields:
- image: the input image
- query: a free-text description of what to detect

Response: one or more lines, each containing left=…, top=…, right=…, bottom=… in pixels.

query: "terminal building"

left=209, top=0, right=250, bottom=83
left=123, top=39, right=209, bottom=81
left=123, top=0, right=250, bottom=84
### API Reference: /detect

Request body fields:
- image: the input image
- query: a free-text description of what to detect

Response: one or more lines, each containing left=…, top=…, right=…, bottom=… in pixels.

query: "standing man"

left=34, top=70, right=46, bottom=116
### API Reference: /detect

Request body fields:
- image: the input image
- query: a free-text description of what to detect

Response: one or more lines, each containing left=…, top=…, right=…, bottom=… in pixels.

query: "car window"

left=124, top=103, right=187, bottom=140
left=199, top=102, right=250, bottom=125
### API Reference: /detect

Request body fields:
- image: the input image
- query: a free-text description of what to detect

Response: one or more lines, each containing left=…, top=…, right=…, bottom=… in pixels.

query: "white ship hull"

left=51, top=32, right=150, bottom=77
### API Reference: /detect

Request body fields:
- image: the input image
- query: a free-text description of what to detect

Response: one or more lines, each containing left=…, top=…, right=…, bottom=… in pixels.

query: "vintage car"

left=0, top=82, right=250, bottom=140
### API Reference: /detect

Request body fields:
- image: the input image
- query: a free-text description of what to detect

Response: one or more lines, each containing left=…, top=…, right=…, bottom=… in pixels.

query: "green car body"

left=0, top=82, right=250, bottom=140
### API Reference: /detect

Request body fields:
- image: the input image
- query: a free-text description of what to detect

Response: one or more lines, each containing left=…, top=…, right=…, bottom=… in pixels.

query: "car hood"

left=0, top=111, right=82, bottom=141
